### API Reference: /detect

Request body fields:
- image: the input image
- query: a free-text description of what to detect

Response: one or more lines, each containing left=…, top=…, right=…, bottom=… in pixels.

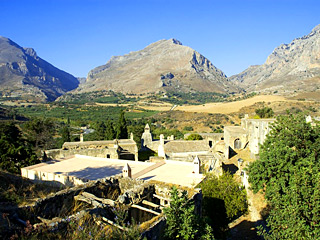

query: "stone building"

left=140, top=124, right=223, bottom=175
left=224, top=117, right=275, bottom=159
left=45, top=138, right=139, bottom=161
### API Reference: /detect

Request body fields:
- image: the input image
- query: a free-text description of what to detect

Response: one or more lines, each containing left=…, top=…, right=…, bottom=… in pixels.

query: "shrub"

left=187, top=134, right=203, bottom=140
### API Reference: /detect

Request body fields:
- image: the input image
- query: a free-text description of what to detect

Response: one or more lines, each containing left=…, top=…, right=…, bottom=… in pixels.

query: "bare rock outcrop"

left=229, top=24, right=320, bottom=95
left=0, top=36, right=79, bottom=102
left=77, top=39, right=238, bottom=94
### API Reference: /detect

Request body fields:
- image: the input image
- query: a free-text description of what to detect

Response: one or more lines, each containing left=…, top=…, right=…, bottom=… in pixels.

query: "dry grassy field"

left=175, top=95, right=288, bottom=114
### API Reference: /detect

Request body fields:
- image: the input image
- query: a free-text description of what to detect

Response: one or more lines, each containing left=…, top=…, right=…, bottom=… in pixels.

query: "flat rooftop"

left=23, top=155, right=204, bottom=187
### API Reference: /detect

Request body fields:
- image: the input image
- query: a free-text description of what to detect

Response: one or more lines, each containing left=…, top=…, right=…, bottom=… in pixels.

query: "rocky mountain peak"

left=171, top=38, right=182, bottom=45
left=229, top=24, right=320, bottom=95
left=0, top=36, right=79, bottom=102
left=311, top=24, right=320, bottom=34
left=23, top=47, right=37, bottom=58
left=77, top=39, right=237, bottom=95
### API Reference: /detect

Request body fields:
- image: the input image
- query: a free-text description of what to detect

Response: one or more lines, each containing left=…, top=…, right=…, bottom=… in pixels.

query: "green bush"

left=248, top=114, right=320, bottom=239
left=199, top=172, right=247, bottom=238
left=164, top=187, right=215, bottom=240
left=187, top=134, right=203, bottom=140
left=255, top=107, right=274, bottom=118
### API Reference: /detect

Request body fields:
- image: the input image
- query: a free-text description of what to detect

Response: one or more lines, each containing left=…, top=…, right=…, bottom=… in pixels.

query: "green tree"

left=23, top=118, right=56, bottom=150
left=60, top=125, right=71, bottom=143
left=255, top=107, right=274, bottom=118
left=0, top=122, right=39, bottom=173
left=95, top=121, right=106, bottom=140
left=105, top=119, right=116, bottom=140
left=248, top=114, right=320, bottom=239
left=164, top=187, right=215, bottom=240
left=199, top=172, right=247, bottom=238
left=116, top=110, right=128, bottom=139
left=187, top=134, right=203, bottom=140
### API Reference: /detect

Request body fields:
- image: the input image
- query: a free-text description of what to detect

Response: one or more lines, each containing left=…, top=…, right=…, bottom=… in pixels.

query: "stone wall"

left=21, top=166, right=87, bottom=187
left=45, top=148, right=118, bottom=161
left=46, top=140, right=138, bottom=161
left=241, top=118, right=275, bottom=158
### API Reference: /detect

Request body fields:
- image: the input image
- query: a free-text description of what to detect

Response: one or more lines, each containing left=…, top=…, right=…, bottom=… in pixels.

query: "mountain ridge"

left=229, top=24, right=320, bottom=95
left=76, top=38, right=238, bottom=95
left=0, top=36, right=79, bottom=102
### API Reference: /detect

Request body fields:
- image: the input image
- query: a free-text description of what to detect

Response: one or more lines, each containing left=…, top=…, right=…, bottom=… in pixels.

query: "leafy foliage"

left=199, top=172, right=247, bottom=238
left=255, top=107, right=274, bottom=118
left=23, top=118, right=56, bottom=150
left=116, top=110, right=128, bottom=139
left=0, top=122, right=39, bottom=174
left=248, top=114, right=320, bottom=239
left=14, top=103, right=158, bottom=126
left=164, top=187, right=215, bottom=240
left=105, top=119, right=116, bottom=140
left=60, top=125, right=71, bottom=143
left=156, top=91, right=228, bottom=105
left=186, top=134, right=203, bottom=140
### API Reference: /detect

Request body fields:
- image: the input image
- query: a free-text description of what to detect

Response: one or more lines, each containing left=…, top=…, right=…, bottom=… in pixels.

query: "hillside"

left=229, top=24, right=320, bottom=95
left=76, top=39, right=239, bottom=95
left=0, top=36, right=79, bottom=102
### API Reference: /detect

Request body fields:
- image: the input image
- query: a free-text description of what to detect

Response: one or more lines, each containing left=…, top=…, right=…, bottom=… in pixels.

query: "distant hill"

left=0, top=36, right=79, bottom=102
left=76, top=39, right=238, bottom=95
left=229, top=24, right=320, bottom=95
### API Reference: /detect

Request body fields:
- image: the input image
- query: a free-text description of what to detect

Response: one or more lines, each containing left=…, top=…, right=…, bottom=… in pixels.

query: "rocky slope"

left=229, top=24, right=320, bottom=95
left=76, top=39, right=238, bottom=95
left=0, top=36, right=79, bottom=101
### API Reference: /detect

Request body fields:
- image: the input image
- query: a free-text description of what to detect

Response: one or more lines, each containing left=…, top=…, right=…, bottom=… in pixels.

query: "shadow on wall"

left=67, top=166, right=123, bottom=181
left=228, top=146, right=238, bottom=159
left=222, top=163, right=239, bottom=175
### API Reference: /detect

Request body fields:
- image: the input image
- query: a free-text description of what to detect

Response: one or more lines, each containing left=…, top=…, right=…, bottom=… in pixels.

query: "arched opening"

left=209, top=140, right=213, bottom=148
left=234, top=138, right=242, bottom=149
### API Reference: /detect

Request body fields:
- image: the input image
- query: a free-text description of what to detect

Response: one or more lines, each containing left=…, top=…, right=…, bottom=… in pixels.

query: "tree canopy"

left=186, top=134, right=203, bottom=141
left=163, top=187, right=214, bottom=240
left=0, top=122, right=39, bottom=173
left=199, top=172, right=247, bottom=238
left=255, top=107, right=274, bottom=118
left=248, top=114, right=320, bottom=239
left=23, top=118, right=56, bottom=150
left=116, top=110, right=128, bottom=139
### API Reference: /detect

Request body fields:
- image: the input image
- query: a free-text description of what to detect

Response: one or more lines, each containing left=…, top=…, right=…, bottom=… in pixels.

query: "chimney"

left=193, top=156, right=200, bottom=174
left=130, top=132, right=134, bottom=140
left=122, top=163, right=132, bottom=178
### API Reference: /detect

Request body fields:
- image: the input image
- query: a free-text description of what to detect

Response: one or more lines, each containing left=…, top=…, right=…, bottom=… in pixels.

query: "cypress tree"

left=116, top=110, right=128, bottom=139
left=105, top=119, right=116, bottom=140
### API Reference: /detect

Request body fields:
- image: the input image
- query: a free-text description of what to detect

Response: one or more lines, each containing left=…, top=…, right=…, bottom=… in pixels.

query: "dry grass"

left=175, top=95, right=287, bottom=114
left=0, top=170, right=64, bottom=206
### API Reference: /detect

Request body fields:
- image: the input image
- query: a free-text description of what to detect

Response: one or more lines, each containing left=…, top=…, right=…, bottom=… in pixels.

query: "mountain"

left=229, top=24, right=320, bottom=95
left=76, top=39, right=238, bottom=95
left=0, top=36, right=79, bottom=102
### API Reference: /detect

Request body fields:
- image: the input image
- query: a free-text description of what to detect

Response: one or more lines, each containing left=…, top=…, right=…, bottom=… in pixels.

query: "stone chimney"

left=158, top=134, right=165, bottom=157
left=141, top=123, right=153, bottom=148
left=193, top=156, right=200, bottom=174
left=130, top=132, right=134, bottom=140
left=114, top=139, right=119, bottom=149
left=122, top=163, right=132, bottom=178
left=80, top=133, right=84, bottom=142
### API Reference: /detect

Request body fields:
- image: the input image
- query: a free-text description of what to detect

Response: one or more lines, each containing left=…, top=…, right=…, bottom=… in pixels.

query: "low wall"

left=45, top=148, right=118, bottom=160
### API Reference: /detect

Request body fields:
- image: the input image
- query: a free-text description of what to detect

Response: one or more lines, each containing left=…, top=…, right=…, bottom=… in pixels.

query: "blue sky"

left=1, top=0, right=319, bottom=77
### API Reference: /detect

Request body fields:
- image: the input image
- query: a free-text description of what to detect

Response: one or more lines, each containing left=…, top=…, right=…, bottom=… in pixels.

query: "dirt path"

left=225, top=150, right=266, bottom=239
